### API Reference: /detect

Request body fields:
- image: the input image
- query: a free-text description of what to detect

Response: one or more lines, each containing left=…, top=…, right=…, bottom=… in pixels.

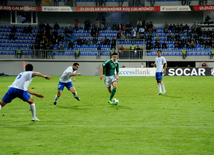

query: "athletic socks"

left=161, top=82, right=166, bottom=92
left=73, top=92, right=77, bottom=97
left=30, top=103, right=36, bottom=118
left=0, top=104, right=2, bottom=110
left=158, top=83, right=162, bottom=93
left=109, top=88, right=117, bottom=101
left=54, top=95, right=60, bottom=102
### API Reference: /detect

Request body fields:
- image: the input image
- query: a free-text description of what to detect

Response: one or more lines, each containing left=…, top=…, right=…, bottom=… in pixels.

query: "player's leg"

left=156, top=72, right=162, bottom=95
left=105, top=76, right=112, bottom=93
left=0, top=100, right=7, bottom=109
left=109, top=81, right=117, bottom=102
left=107, top=87, right=112, bottom=93
left=69, top=86, right=80, bottom=101
left=54, top=82, right=64, bottom=105
left=27, top=96, right=39, bottom=121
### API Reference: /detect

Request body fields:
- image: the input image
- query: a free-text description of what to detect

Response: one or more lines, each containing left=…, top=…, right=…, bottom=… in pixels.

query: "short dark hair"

left=25, top=64, right=33, bottom=71
left=73, top=62, right=79, bottom=66
left=112, top=53, right=118, bottom=56
left=157, top=50, right=162, bottom=53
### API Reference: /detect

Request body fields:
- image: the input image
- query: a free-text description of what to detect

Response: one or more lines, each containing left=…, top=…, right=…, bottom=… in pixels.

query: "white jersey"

left=59, top=66, right=77, bottom=83
left=155, top=56, right=166, bottom=72
left=9, top=71, right=34, bottom=91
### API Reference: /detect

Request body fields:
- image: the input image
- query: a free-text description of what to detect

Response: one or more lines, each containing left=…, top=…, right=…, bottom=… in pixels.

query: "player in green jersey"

left=100, top=53, right=119, bottom=104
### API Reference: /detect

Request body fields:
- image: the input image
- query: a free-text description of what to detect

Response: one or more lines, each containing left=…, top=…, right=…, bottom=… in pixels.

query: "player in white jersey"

left=0, top=64, right=51, bottom=121
left=53, top=63, right=82, bottom=105
left=155, top=50, right=167, bottom=95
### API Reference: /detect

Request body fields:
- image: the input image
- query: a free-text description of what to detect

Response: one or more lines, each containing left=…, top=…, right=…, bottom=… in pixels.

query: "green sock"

left=109, top=88, right=116, bottom=101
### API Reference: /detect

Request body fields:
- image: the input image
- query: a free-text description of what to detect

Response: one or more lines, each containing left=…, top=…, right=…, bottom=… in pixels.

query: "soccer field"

left=0, top=76, right=213, bottom=154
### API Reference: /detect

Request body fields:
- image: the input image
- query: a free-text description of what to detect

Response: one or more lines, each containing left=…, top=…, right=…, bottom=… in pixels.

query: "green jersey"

left=102, top=59, right=119, bottom=76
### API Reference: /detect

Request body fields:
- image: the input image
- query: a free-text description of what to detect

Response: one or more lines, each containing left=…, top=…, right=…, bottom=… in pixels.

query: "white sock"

left=161, top=82, right=166, bottom=92
left=73, top=92, right=77, bottom=97
left=0, top=104, right=2, bottom=110
left=158, top=83, right=162, bottom=93
left=30, top=103, right=36, bottom=118
left=29, top=104, right=32, bottom=111
left=54, top=95, right=60, bottom=102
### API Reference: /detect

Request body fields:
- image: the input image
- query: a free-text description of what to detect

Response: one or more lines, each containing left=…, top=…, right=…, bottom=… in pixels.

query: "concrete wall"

left=0, top=60, right=145, bottom=76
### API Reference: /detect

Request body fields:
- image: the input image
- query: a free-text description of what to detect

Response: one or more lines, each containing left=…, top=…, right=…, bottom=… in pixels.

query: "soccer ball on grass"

left=111, top=98, right=119, bottom=105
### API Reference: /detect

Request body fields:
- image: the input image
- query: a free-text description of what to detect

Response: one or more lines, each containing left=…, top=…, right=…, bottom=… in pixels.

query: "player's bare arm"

left=116, top=72, right=119, bottom=80
left=32, top=72, right=51, bottom=80
left=27, top=89, right=44, bottom=98
left=69, top=72, right=82, bottom=76
left=72, top=77, right=78, bottom=82
left=100, top=66, right=104, bottom=80
left=163, top=63, right=167, bottom=74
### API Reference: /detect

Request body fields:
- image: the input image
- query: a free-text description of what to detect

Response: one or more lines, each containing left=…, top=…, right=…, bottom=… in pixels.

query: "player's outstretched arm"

left=68, top=73, right=82, bottom=76
left=32, top=72, right=51, bottom=80
left=163, top=63, right=167, bottom=74
left=72, top=77, right=78, bottom=82
left=27, top=89, right=44, bottom=98
left=100, top=66, right=104, bottom=80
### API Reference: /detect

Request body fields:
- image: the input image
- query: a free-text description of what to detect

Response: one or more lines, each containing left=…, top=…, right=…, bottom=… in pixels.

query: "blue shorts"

left=2, top=88, right=31, bottom=103
left=156, top=72, right=163, bottom=80
left=58, top=81, right=73, bottom=91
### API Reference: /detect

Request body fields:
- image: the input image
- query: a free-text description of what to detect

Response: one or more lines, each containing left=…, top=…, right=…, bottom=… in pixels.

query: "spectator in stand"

left=141, top=63, right=145, bottom=68
left=100, top=0, right=106, bottom=6
left=117, top=31, right=122, bottom=40
left=27, top=25, right=32, bottom=34
left=104, top=37, right=110, bottom=45
left=146, top=40, right=153, bottom=52
left=153, top=27, right=157, bottom=33
left=186, top=40, right=191, bottom=48
left=202, top=40, right=207, bottom=47
left=154, top=40, right=160, bottom=49
left=182, top=37, right=187, bottom=45
left=178, top=41, right=184, bottom=49
left=155, top=34, right=160, bottom=42
left=118, top=22, right=123, bottom=31
left=54, top=0, right=58, bottom=6
left=206, top=40, right=212, bottom=48
left=54, top=22, right=59, bottom=31
left=162, top=41, right=167, bottom=49
left=182, top=48, right=187, bottom=59
left=175, top=33, right=180, bottom=41
left=77, top=37, right=82, bottom=45
left=11, top=25, right=16, bottom=33
left=191, top=22, right=197, bottom=33
left=111, top=37, right=116, bottom=49
left=139, top=26, right=145, bottom=39
left=75, top=19, right=78, bottom=31
left=174, top=41, right=179, bottom=48
left=23, top=27, right=27, bottom=33
left=95, top=0, right=99, bottom=6
left=202, top=61, right=206, bottom=68
left=9, top=32, right=17, bottom=40
left=85, top=19, right=91, bottom=31
left=39, top=22, right=45, bottom=33
left=101, top=38, right=105, bottom=45
left=97, top=44, right=101, bottom=59
left=196, top=26, right=202, bottom=36
left=132, top=27, right=137, bottom=38
left=101, top=16, right=106, bottom=28
left=122, top=23, right=126, bottom=31
left=136, top=18, right=142, bottom=31
left=164, top=22, right=169, bottom=33
left=205, top=15, right=211, bottom=22
left=15, top=48, right=22, bottom=58
left=110, top=48, right=115, bottom=58
left=211, top=32, right=214, bottom=39
left=112, top=22, right=117, bottom=31
left=118, top=0, right=123, bottom=7
left=184, top=24, right=189, bottom=32
left=45, top=23, right=51, bottom=39
left=125, top=22, right=132, bottom=37
left=210, top=48, right=214, bottom=59
left=75, top=48, right=80, bottom=59
left=91, top=26, right=97, bottom=37
left=81, top=38, right=87, bottom=45
left=119, top=45, right=124, bottom=59
left=167, top=34, right=171, bottom=41
left=92, top=37, right=98, bottom=45
left=171, top=33, right=175, bottom=41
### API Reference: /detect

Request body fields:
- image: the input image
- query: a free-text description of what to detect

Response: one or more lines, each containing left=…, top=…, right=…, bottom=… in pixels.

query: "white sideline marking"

left=0, top=125, right=213, bottom=128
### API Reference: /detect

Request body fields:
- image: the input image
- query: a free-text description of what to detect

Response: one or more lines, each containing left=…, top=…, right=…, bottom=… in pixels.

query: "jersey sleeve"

left=102, top=59, right=110, bottom=67
left=163, top=57, right=167, bottom=64
left=68, top=67, right=73, bottom=74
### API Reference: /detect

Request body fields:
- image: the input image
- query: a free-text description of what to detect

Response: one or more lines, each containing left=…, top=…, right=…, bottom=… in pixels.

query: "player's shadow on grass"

left=109, top=105, right=133, bottom=110
left=56, top=105, right=89, bottom=110
left=161, top=95, right=182, bottom=98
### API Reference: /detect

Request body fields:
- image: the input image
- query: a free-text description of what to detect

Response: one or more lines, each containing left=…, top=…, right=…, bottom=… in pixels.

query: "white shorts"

left=104, top=75, right=118, bottom=88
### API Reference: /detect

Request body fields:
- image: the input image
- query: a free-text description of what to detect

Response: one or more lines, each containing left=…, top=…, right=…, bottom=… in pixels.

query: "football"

left=112, top=98, right=119, bottom=105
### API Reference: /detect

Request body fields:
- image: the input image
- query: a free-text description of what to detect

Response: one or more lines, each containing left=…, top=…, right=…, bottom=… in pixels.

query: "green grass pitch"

left=0, top=76, right=214, bottom=154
